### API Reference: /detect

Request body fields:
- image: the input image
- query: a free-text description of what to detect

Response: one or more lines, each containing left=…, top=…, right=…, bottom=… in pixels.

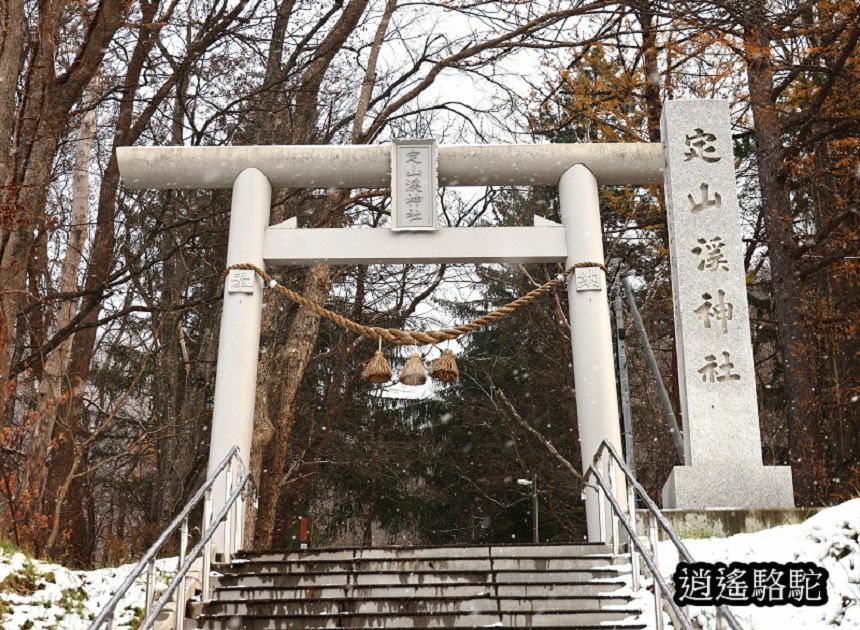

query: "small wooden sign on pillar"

left=661, top=99, right=794, bottom=509
left=391, top=139, right=438, bottom=231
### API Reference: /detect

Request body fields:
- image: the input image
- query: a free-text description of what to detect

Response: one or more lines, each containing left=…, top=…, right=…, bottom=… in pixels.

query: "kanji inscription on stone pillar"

left=661, top=100, right=794, bottom=509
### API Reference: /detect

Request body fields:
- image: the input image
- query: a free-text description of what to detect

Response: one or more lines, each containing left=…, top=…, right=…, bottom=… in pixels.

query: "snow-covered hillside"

left=0, top=551, right=175, bottom=629
left=0, top=499, right=857, bottom=629
left=653, top=498, right=859, bottom=629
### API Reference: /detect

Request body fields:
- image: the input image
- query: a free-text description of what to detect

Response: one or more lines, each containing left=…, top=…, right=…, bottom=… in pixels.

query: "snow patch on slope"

left=0, top=550, right=177, bottom=629
left=632, top=499, right=860, bottom=629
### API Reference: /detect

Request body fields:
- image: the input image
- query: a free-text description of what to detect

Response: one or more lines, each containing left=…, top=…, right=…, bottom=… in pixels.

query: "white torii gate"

left=116, top=99, right=794, bottom=550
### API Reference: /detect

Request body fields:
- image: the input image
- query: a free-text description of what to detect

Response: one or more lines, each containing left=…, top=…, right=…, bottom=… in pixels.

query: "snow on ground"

left=629, top=498, right=859, bottom=629
left=0, top=549, right=176, bottom=629
left=1, top=499, right=857, bottom=629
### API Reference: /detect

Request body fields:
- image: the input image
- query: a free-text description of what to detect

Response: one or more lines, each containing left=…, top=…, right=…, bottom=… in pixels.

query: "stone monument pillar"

left=660, top=100, right=794, bottom=509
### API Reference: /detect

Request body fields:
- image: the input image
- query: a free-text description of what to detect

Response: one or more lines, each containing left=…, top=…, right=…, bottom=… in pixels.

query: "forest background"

left=0, top=0, right=856, bottom=568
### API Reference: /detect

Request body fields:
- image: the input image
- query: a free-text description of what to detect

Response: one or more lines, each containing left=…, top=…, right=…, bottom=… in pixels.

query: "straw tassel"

left=399, top=352, right=428, bottom=386
left=430, top=349, right=459, bottom=382
left=362, top=338, right=392, bottom=384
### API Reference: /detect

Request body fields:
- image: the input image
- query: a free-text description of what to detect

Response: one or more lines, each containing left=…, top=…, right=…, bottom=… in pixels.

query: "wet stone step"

left=236, top=543, right=610, bottom=560
left=202, top=544, right=641, bottom=629
left=196, top=609, right=645, bottom=629
left=199, top=624, right=646, bottom=630
left=496, top=582, right=629, bottom=597
left=493, top=569, right=629, bottom=583
left=215, top=571, right=491, bottom=588
left=203, top=595, right=634, bottom=616
left=235, top=543, right=612, bottom=563
left=215, top=583, right=493, bottom=600
left=213, top=580, right=629, bottom=600
left=485, top=544, right=613, bottom=558
left=218, top=555, right=621, bottom=575
left=215, top=567, right=627, bottom=588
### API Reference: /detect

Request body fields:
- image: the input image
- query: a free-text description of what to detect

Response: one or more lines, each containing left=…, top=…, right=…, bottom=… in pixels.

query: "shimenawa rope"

left=224, top=262, right=606, bottom=346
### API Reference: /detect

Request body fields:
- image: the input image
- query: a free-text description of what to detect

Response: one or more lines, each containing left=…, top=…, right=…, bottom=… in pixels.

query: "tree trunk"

left=253, top=262, right=334, bottom=546
left=249, top=0, right=372, bottom=548
left=362, top=477, right=377, bottom=547
left=0, top=0, right=131, bottom=406
left=742, top=4, right=818, bottom=503
left=26, top=84, right=97, bottom=506
left=0, top=0, right=24, bottom=192
left=634, top=1, right=661, bottom=144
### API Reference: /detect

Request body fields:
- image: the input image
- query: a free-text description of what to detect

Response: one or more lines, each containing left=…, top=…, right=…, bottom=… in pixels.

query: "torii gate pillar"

left=560, top=165, right=626, bottom=541
left=207, top=168, right=271, bottom=552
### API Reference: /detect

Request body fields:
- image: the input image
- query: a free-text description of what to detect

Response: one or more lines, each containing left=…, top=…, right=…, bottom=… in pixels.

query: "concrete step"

left=215, top=568, right=628, bottom=588
left=217, top=555, right=623, bottom=575
left=203, top=595, right=634, bottom=616
left=495, top=582, right=629, bottom=597
left=236, top=543, right=612, bottom=562
left=200, top=544, right=643, bottom=629
left=213, top=580, right=629, bottom=600
left=196, top=609, right=645, bottom=629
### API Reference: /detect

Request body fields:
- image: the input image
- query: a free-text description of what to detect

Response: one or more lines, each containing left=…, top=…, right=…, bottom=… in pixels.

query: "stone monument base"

left=663, top=465, right=795, bottom=509
left=637, top=506, right=819, bottom=540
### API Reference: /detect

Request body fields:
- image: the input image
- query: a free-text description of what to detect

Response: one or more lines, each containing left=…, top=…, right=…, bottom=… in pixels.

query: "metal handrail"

left=139, top=472, right=251, bottom=629
left=584, top=438, right=744, bottom=630
left=89, top=446, right=254, bottom=630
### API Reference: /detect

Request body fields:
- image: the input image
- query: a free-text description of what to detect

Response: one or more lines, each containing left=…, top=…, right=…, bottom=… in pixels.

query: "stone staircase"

left=195, top=543, right=645, bottom=629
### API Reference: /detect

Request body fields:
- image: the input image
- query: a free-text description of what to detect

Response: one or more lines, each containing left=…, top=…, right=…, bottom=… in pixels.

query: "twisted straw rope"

left=225, top=262, right=606, bottom=346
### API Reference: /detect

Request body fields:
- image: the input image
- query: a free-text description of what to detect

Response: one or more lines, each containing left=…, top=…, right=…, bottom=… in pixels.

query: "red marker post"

left=298, top=516, right=309, bottom=549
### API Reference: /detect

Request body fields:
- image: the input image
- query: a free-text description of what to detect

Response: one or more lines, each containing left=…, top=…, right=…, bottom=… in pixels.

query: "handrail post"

left=649, top=512, right=664, bottom=630
left=596, top=484, right=606, bottom=543
left=586, top=460, right=693, bottom=630
left=627, top=482, right=640, bottom=591
left=201, top=487, right=213, bottom=602
left=223, top=460, right=234, bottom=564
left=144, top=557, right=156, bottom=612
left=607, top=457, right=619, bottom=554
left=175, top=517, right=189, bottom=630
left=232, top=473, right=243, bottom=555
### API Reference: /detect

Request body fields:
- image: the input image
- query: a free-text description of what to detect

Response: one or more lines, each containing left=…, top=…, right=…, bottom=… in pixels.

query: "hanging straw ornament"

left=430, top=349, right=459, bottom=383
left=362, top=338, right=392, bottom=384
left=399, top=352, right=428, bottom=386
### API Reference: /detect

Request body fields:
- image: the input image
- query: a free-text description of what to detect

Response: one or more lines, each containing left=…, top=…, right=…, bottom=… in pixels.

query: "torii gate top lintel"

left=116, top=143, right=663, bottom=190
